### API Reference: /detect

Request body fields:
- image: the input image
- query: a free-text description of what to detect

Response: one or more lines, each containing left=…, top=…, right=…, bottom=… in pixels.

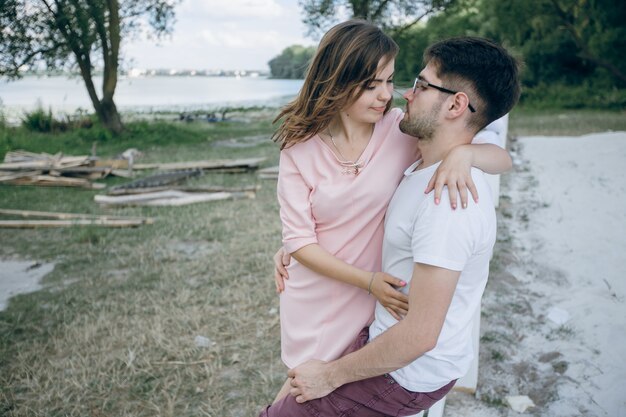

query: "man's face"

left=398, top=63, right=445, bottom=141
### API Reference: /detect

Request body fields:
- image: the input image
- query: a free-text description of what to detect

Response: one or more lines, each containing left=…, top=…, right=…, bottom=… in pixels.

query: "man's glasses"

left=412, top=78, right=476, bottom=113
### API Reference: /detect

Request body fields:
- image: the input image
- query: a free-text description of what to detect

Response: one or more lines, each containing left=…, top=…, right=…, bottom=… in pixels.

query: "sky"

left=123, top=0, right=318, bottom=72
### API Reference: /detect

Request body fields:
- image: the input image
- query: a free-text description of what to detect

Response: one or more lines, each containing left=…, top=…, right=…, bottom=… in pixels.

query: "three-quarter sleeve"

left=277, top=149, right=318, bottom=254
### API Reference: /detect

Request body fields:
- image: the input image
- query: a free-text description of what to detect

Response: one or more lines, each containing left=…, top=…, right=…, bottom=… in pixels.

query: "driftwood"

left=94, top=190, right=255, bottom=207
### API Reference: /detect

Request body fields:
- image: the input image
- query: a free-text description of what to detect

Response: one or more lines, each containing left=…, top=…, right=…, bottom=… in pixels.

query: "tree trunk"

left=99, top=98, right=123, bottom=134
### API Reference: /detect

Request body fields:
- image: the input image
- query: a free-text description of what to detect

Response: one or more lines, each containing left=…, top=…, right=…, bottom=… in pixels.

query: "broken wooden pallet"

left=109, top=169, right=203, bottom=192
left=132, top=157, right=266, bottom=171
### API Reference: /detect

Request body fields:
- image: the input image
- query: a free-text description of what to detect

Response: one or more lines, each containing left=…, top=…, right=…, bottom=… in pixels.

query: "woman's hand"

left=369, top=272, right=408, bottom=320
left=274, top=247, right=291, bottom=293
left=425, top=144, right=478, bottom=210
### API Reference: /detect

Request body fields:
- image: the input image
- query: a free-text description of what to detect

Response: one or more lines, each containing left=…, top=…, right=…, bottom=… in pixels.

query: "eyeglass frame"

left=412, top=77, right=476, bottom=113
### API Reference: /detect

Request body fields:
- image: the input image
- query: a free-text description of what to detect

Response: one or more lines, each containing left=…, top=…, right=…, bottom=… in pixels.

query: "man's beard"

left=399, top=100, right=443, bottom=142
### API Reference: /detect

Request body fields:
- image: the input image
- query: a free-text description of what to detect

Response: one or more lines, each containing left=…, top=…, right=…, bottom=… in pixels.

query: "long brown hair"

left=273, top=20, right=398, bottom=150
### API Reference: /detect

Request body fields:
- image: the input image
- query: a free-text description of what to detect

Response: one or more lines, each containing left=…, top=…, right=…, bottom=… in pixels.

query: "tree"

left=0, top=0, right=178, bottom=134
left=482, top=0, right=626, bottom=87
left=268, top=45, right=316, bottom=79
left=299, top=0, right=455, bottom=38
left=547, top=0, right=626, bottom=85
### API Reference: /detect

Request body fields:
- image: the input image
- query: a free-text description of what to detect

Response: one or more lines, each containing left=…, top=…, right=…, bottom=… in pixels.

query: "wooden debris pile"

left=0, top=209, right=154, bottom=229
left=1, top=150, right=267, bottom=207
left=0, top=150, right=131, bottom=189
left=94, top=157, right=266, bottom=207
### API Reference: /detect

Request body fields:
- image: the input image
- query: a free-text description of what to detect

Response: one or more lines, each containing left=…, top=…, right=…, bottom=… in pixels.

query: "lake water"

left=0, top=75, right=304, bottom=119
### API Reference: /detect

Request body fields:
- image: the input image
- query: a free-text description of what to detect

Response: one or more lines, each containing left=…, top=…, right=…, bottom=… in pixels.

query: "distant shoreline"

left=0, top=76, right=304, bottom=124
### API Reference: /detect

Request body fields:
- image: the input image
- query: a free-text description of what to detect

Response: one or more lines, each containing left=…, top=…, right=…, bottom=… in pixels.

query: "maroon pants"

left=260, top=328, right=455, bottom=417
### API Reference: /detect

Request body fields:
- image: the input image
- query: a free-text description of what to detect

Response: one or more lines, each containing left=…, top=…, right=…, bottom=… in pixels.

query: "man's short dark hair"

left=424, top=37, right=521, bottom=131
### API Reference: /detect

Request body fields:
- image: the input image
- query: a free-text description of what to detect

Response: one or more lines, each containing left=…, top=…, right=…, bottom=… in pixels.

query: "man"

left=260, top=36, right=521, bottom=417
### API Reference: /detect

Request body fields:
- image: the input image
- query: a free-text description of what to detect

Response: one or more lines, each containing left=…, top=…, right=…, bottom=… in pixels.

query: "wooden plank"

left=106, top=185, right=259, bottom=196
left=0, top=219, right=150, bottom=228
left=141, top=192, right=238, bottom=206
left=132, top=157, right=266, bottom=171
left=95, top=190, right=195, bottom=204
left=1, top=175, right=105, bottom=189
left=258, top=165, right=279, bottom=179
left=110, top=169, right=134, bottom=178
left=93, top=159, right=129, bottom=169
left=0, top=209, right=154, bottom=223
left=0, top=171, right=43, bottom=181
left=94, top=190, right=255, bottom=207
left=0, top=156, right=90, bottom=171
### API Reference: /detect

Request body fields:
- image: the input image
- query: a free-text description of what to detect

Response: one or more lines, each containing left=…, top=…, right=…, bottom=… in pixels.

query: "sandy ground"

left=445, top=131, right=626, bottom=417
left=0, top=260, right=55, bottom=311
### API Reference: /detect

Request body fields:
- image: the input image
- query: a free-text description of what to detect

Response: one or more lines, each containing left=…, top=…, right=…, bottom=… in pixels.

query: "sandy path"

left=445, top=131, right=626, bottom=417
left=0, top=260, right=55, bottom=311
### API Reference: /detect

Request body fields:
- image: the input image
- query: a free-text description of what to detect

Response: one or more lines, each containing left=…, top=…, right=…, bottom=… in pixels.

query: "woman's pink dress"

left=277, top=109, right=419, bottom=367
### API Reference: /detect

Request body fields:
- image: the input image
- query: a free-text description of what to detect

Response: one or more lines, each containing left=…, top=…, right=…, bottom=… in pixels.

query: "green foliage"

left=299, top=0, right=454, bottom=38
left=392, top=0, right=488, bottom=83
left=268, top=45, right=316, bottom=79
left=21, top=107, right=57, bottom=133
left=20, top=106, right=96, bottom=133
left=388, top=0, right=626, bottom=109
left=481, top=0, right=626, bottom=87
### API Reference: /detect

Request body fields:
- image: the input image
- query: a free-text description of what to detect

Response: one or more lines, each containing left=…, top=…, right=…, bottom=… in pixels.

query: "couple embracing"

left=260, top=19, right=521, bottom=417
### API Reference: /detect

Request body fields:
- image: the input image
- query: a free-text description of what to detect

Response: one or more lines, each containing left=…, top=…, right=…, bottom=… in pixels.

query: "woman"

left=271, top=20, right=510, bottom=402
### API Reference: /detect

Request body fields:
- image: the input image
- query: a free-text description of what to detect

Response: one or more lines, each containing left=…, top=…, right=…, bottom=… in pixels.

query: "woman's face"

left=342, top=58, right=395, bottom=124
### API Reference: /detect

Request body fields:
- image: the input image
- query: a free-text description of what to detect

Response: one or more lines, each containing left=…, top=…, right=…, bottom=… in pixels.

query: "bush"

left=21, top=106, right=94, bottom=133
left=22, top=106, right=64, bottom=132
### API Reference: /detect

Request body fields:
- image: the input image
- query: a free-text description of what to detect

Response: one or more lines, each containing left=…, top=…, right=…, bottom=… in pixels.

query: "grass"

left=0, top=107, right=624, bottom=416
left=0, top=112, right=284, bottom=417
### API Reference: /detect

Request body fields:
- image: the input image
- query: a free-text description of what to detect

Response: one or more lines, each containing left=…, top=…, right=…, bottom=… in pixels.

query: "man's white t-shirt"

left=368, top=160, right=497, bottom=393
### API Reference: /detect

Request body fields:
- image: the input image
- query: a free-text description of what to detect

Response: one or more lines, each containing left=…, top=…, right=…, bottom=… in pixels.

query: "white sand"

left=445, top=131, right=626, bottom=417
left=0, top=260, right=55, bottom=311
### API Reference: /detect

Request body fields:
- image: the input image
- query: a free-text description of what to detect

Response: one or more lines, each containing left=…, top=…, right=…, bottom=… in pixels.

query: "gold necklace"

left=328, top=130, right=365, bottom=175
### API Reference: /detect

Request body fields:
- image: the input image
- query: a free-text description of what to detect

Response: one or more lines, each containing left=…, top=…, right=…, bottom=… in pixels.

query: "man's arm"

left=288, top=262, right=461, bottom=403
